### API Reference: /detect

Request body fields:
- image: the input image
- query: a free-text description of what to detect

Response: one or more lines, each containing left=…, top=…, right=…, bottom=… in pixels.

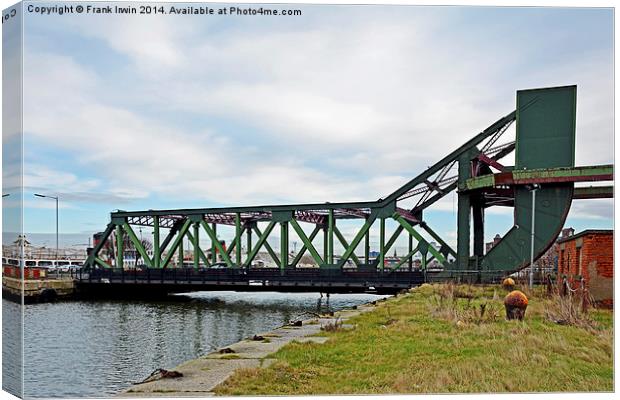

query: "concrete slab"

left=119, top=298, right=384, bottom=397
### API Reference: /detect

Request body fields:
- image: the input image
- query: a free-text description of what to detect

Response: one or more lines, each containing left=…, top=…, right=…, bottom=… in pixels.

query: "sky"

left=1, top=3, right=614, bottom=252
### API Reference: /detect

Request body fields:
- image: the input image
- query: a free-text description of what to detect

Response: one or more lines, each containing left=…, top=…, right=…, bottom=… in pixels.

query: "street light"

left=527, top=184, right=540, bottom=288
left=2, top=194, right=10, bottom=197
left=34, top=193, right=59, bottom=260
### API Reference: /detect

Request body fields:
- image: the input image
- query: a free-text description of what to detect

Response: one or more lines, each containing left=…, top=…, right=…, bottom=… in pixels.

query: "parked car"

left=56, top=261, right=71, bottom=273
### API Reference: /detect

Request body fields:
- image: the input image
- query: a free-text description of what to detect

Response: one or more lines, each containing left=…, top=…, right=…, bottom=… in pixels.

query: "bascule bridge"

left=80, top=85, right=613, bottom=295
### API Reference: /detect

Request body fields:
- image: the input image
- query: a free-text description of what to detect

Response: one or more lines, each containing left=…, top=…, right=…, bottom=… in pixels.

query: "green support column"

left=289, top=220, right=324, bottom=266
left=280, top=222, right=288, bottom=271
left=333, top=226, right=360, bottom=266
left=235, top=213, right=242, bottom=265
left=211, top=223, right=218, bottom=263
left=336, top=214, right=377, bottom=269
left=323, top=226, right=328, bottom=263
left=457, top=152, right=473, bottom=270
left=472, top=199, right=485, bottom=257
left=153, top=216, right=160, bottom=268
left=408, top=233, right=413, bottom=271
left=116, top=225, right=123, bottom=269
left=193, top=222, right=200, bottom=269
left=246, top=225, right=252, bottom=261
left=379, top=218, right=385, bottom=271
left=364, top=221, right=370, bottom=266
left=178, top=233, right=184, bottom=268
left=328, top=209, right=334, bottom=264
left=290, top=225, right=322, bottom=267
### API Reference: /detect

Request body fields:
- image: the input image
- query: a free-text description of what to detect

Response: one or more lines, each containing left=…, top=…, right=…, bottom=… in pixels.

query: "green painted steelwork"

left=235, top=213, right=242, bottom=264
left=178, top=232, right=184, bottom=267
left=200, top=220, right=233, bottom=267
left=364, top=226, right=370, bottom=265
left=192, top=223, right=199, bottom=269
left=280, top=222, right=289, bottom=270
left=211, top=223, right=217, bottom=264
left=116, top=225, right=123, bottom=268
left=246, top=225, right=252, bottom=258
left=419, top=223, right=457, bottom=259
left=159, top=220, right=183, bottom=258
left=328, top=209, right=334, bottom=264
left=332, top=225, right=360, bottom=266
left=574, top=185, right=613, bottom=199
left=290, top=225, right=321, bottom=266
left=394, top=214, right=445, bottom=264
left=481, top=86, right=576, bottom=274
left=245, top=222, right=277, bottom=267
left=186, top=228, right=210, bottom=268
left=515, top=86, right=576, bottom=169
left=289, top=219, right=324, bottom=266
left=456, top=151, right=474, bottom=269
left=95, top=257, right=112, bottom=269
left=378, top=226, right=403, bottom=267
left=122, top=222, right=152, bottom=268
left=390, top=244, right=420, bottom=271
left=465, top=175, right=495, bottom=191
left=379, top=218, right=385, bottom=271
left=85, top=85, right=612, bottom=284
left=336, top=214, right=377, bottom=268
left=160, top=219, right=192, bottom=268
left=465, top=164, right=613, bottom=190
left=251, top=224, right=280, bottom=266
left=408, top=234, right=413, bottom=269
left=153, top=216, right=160, bottom=268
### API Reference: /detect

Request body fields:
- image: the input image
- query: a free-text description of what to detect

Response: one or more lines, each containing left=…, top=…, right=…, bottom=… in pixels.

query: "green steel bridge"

left=79, top=85, right=613, bottom=296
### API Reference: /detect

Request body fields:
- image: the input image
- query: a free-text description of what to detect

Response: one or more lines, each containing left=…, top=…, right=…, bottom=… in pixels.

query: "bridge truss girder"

left=85, top=207, right=449, bottom=273
left=86, top=85, right=612, bottom=282
left=84, top=93, right=522, bottom=274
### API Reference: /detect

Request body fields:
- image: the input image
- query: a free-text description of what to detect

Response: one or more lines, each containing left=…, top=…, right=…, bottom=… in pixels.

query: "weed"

left=214, top=283, right=612, bottom=396
left=320, top=317, right=343, bottom=332
left=545, top=292, right=597, bottom=330
left=220, top=354, right=241, bottom=360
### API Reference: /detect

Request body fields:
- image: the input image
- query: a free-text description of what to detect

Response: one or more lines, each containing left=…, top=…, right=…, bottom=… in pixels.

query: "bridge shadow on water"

left=18, top=290, right=386, bottom=398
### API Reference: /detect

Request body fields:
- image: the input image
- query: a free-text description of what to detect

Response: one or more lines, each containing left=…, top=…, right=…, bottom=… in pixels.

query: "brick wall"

left=557, top=231, right=613, bottom=307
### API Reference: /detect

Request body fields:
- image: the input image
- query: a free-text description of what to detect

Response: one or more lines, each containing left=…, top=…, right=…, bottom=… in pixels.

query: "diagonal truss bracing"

left=85, top=109, right=523, bottom=273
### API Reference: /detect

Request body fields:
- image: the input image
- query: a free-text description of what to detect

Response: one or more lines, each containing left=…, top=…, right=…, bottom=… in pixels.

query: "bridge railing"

left=80, top=267, right=425, bottom=285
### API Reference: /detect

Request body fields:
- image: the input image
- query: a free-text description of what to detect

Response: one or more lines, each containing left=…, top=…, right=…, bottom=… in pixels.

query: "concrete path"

left=121, top=304, right=377, bottom=397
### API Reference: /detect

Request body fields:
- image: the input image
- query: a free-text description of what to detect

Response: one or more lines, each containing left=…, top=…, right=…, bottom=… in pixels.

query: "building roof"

left=557, top=229, right=613, bottom=244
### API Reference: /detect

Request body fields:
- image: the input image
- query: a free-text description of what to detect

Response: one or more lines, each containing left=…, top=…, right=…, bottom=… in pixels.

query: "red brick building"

left=557, top=230, right=613, bottom=307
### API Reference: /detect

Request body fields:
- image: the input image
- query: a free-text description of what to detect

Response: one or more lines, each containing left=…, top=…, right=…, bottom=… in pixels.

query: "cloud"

left=568, top=199, right=614, bottom=220
left=21, top=7, right=613, bottom=235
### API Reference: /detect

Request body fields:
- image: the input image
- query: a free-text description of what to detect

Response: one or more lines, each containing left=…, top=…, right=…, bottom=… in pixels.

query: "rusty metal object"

left=135, top=369, right=183, bottom=384
left=502, top=277, right=515, bottom=291
left=218, top=347, right=235, bottom=354
left=504, top=290, right=528, bottom=320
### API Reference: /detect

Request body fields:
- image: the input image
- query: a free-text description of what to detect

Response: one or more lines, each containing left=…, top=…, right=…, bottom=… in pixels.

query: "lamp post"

left=34, top=193, right=59, bottom=260
left=528, top=184, right=540, bottom=289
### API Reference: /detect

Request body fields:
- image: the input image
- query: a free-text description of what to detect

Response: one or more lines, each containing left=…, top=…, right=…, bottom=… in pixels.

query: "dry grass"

left=545, top=292, right=597, bottom=330
left=320, top=317, right=343, bottom=332
left=214, top=283, right=613, bottom=395
left=426, top=282, right=500, bottom=325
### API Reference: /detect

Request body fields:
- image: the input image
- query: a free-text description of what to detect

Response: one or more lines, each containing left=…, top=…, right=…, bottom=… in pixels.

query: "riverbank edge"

left=119, top=295, right=391, bottom=397
left=2, top=276, right=76, bottom=303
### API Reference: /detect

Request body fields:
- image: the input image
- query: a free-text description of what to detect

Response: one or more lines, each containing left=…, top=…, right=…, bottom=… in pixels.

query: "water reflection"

left=19, top=291, right=386, bottom=397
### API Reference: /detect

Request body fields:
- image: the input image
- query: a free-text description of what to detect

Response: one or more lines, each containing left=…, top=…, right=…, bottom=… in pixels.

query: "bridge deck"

left=76, top=267, right=425, bottom=296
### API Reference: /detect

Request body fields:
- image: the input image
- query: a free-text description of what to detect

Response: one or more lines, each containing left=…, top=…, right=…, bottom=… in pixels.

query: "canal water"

left=5, top=291, right=386, bottom=398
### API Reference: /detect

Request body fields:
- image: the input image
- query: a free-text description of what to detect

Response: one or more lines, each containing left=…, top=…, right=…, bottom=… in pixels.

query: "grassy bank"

left=214, top=283, right=613, bottom=395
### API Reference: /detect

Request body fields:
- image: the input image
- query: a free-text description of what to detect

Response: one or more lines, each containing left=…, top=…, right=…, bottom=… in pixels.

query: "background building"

left=557, top=230, right=613, bottom=307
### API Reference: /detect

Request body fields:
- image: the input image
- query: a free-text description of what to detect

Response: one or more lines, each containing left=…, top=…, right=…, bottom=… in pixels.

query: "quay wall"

left=2, top=276, right=76, bottom=303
